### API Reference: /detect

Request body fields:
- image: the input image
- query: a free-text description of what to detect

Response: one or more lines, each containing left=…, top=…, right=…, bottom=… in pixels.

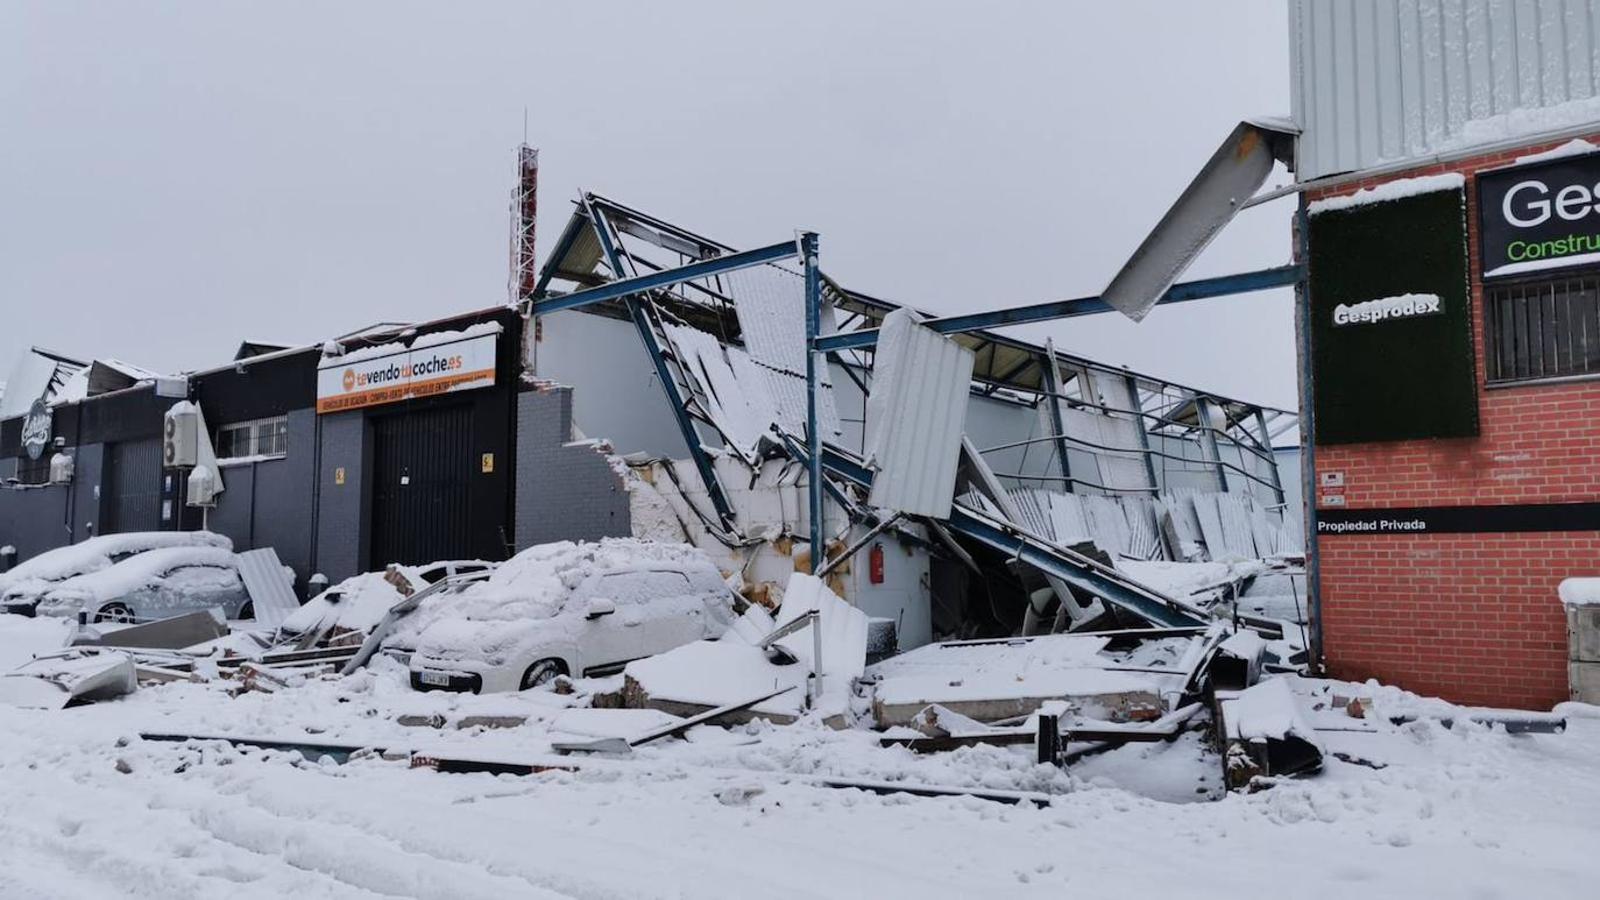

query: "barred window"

left=1485, top=273, right=1600, bottom=384
left=215, top=415, right=288, bottom=460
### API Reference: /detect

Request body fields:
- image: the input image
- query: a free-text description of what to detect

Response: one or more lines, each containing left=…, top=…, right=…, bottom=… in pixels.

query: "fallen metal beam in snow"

left=139, top=733, right=389, bottom=764
left=551, top=685, right=799, bottom=754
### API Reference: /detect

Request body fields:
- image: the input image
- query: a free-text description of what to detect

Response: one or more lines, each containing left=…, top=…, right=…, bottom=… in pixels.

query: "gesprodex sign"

left=316, top=331, right=497, bottom=414
left=1480, top=147, right=1600, bottom=278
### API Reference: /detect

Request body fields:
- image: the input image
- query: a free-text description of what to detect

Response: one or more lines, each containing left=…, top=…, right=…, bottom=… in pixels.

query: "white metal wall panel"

left=863, top=310, right=975, bottom=518
left=1292, top=0, right=1600, bottom=180
left=235, top=547, right=300, bottom=629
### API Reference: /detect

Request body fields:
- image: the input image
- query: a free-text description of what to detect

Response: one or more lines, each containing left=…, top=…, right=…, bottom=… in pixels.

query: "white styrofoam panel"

left=661, top=323, right=841, bottom=461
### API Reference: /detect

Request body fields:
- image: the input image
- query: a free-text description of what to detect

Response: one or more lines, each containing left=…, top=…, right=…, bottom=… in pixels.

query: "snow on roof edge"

left=1307, top=173, right=1465, bottom=216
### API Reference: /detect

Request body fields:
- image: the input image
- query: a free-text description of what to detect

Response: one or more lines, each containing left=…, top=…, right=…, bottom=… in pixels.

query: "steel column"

left=1254, top=408, right=1287, bottom=507
left=1125, top=374, right=1162, bottom=494
left=586, top=200, right=736, bottom=526
left=802, top=231, right=824, bottom=572
left=1037, top=341, right=1074, bottom=492
left=1193, top=397, right=1230, bottom=492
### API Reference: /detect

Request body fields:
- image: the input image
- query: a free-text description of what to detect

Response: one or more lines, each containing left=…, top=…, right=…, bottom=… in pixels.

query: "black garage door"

left=105, top=437, right=163, bottom=533
left=369, top=404, right=473, bottom=568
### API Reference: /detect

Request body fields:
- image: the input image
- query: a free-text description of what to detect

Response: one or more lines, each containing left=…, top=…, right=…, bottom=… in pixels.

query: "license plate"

left=418, top=670, right=452, bottom=687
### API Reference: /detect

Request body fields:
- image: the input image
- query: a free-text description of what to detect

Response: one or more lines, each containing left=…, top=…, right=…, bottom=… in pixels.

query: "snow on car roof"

left=0, top=531, right=232, bottom=592
left=278, top=567, right=424, bottom=636
left=485, top=538, right=713, bottom=596
left=43, top=546, right=237, bottom=603
left=405, top=539, right=717, bottom=629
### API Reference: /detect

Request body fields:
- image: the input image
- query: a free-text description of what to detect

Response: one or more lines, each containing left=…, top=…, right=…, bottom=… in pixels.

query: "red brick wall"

left=1309, top=133, right=1600, bottom=709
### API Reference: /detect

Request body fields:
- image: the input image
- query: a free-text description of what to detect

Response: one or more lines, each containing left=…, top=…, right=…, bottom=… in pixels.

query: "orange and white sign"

left=317, top=332, right=498, bottom=414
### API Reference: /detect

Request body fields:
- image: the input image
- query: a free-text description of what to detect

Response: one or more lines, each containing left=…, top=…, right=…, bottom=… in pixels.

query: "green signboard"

left=1308, top=185, right=1478, bottom=444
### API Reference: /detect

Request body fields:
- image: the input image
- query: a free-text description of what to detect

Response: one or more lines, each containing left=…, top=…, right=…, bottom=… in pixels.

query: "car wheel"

left=520, top=659, right=564, bottom=691
left=95, top=603, right=135, bottom=624
left=239, top=601, right=255, bottom=621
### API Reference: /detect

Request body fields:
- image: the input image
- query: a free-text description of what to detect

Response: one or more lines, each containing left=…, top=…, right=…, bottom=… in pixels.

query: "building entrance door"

left=369, top=404, right=473, bottom=568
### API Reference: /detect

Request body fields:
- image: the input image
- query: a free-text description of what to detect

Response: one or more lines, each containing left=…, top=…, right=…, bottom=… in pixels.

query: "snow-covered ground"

left=2, top=613, right=1598, bottom=899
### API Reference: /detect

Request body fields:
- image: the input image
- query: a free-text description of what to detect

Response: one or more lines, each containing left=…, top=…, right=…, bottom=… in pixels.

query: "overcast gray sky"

left=1, top=0, right=1297, bottom=408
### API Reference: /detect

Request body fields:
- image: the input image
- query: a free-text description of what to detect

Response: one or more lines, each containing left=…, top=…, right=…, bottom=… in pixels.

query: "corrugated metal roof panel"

left=235, top=547, right=299, bottom=629
left=863, top=310, right=975, bottom=518
left=1291, top=0, right=1600, bottom=180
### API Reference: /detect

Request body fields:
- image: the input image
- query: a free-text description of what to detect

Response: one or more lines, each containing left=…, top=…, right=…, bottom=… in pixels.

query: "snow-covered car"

left=408, top=540, right=740, bottom=693
left=275, top=560, right=497, bottom=645
left=35, top=546, right=252, bottom=624
left=0, top=531, right=233, bottom=617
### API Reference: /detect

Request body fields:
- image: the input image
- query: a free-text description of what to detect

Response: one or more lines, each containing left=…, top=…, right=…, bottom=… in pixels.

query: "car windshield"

left=452, top=588, right=563, bottom=622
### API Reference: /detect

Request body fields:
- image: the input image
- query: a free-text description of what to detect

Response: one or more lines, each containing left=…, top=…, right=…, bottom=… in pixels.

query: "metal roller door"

left=369, top=405, right=473, bottom=568
left=105, top=437, right=163, bottom=533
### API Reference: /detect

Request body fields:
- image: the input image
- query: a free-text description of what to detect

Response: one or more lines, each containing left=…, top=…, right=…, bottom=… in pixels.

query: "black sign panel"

left=1309, top=185, right=1478, bottom=444
left=1479, top=149, right=1600, bottom=278
left=1318, top=502, right=1600, bottom=536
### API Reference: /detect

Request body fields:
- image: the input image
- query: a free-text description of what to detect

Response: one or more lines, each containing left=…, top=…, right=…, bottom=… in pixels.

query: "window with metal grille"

left=1485, top=273, right=1600, bottom=384
left=215, top=415, right=288, bottom=460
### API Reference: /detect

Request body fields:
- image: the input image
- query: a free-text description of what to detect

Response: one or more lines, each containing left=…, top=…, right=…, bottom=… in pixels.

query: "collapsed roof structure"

left=528, top=192, right=1305, bottom=650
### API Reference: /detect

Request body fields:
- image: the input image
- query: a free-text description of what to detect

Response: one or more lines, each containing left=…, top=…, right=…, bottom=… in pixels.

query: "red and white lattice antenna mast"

left=509, top=143, right=539, bottom=306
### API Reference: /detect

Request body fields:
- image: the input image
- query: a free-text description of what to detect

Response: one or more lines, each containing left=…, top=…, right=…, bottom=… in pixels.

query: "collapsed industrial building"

left=0, top=188, right=1304, bottom=665
left=528, top=193, right=1305, bottom=656
left=0, top=175, right=1326, bottom=791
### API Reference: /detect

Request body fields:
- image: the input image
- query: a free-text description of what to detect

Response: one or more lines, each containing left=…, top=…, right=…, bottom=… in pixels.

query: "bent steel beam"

left=814, top=443, right=1205, bottom=628
left=531, top=239, right=800, bottom=316
left=815, top=264, right=1302, bottom=353
left=584, top=200, right=737, bottom=526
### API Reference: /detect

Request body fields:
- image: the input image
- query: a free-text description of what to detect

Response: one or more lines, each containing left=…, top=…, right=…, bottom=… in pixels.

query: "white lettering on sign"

left=1502, top=177, right=1600, bottom=227
left=317, top=331, right=498, bottom=414
left=1333, top=293, right=1442, bottom=326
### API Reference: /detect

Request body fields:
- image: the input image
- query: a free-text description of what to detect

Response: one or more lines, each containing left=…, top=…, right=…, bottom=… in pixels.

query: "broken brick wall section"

left=514, top=385, right=632, bottom=551
left=1309, top=132, right=1600, bottom=710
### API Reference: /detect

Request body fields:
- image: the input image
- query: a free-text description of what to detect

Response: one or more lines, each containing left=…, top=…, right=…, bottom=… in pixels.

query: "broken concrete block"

left=909, top=703, right=989, bottom=738
left=873, top=681, right=1163, bottom=729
